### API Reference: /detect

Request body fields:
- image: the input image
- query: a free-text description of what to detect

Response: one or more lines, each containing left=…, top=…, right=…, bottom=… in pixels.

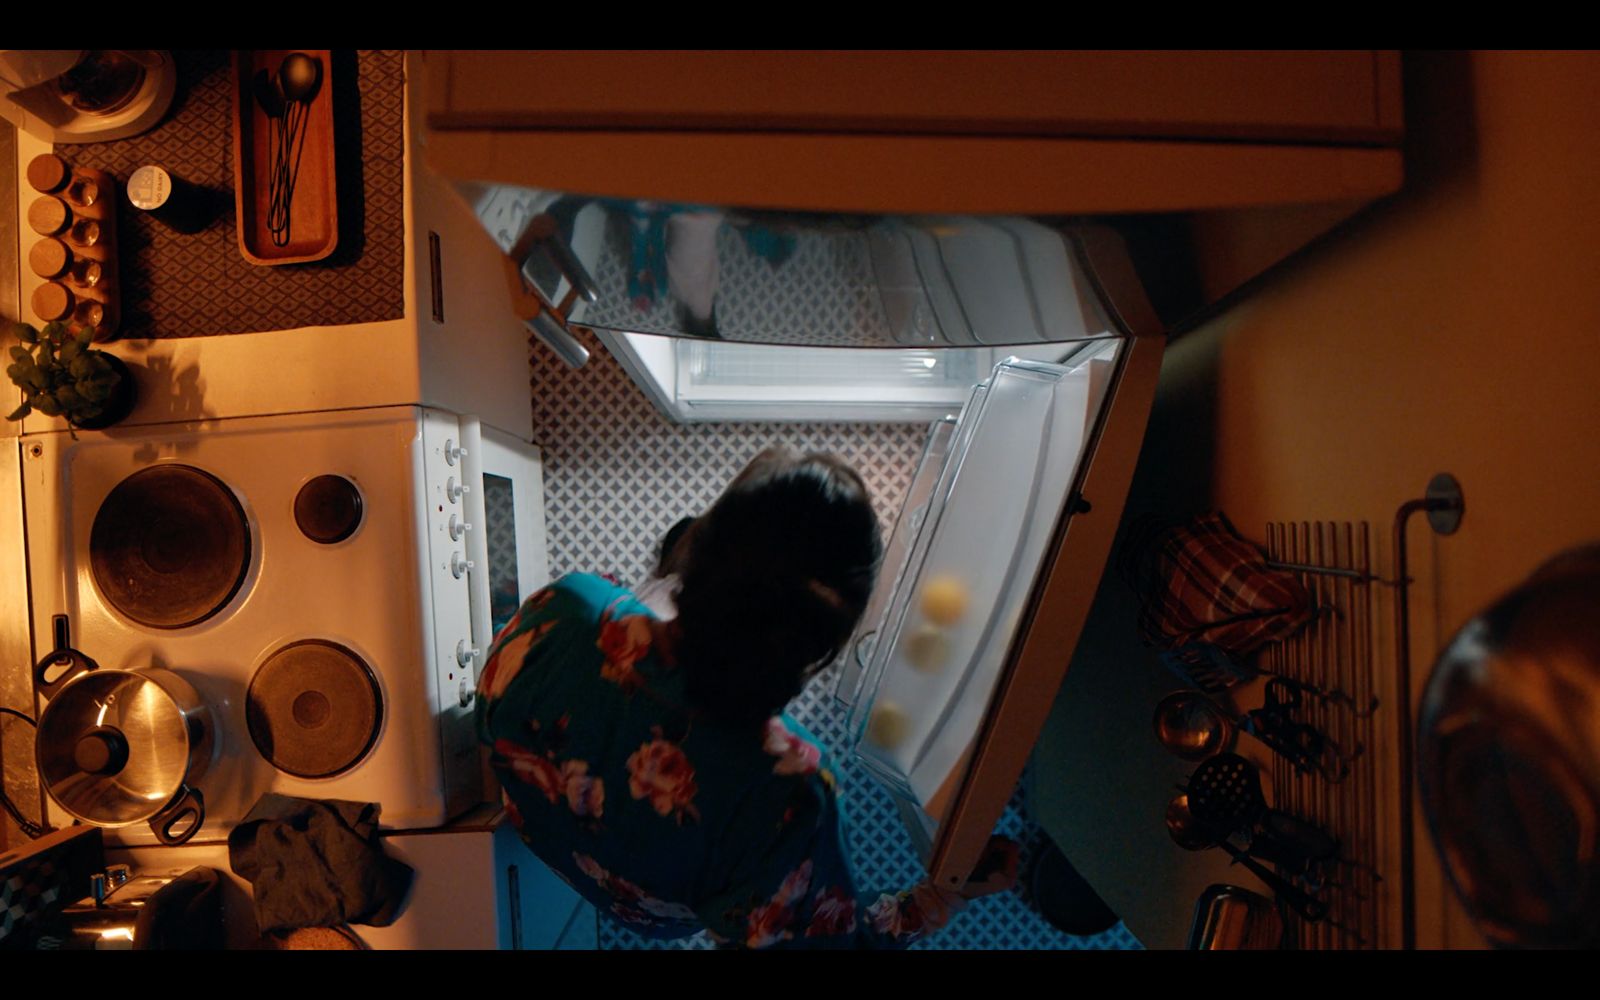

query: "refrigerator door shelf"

left=848, top=355, right=1100, bottom=817
left=835, top=415, right=959, bottom=709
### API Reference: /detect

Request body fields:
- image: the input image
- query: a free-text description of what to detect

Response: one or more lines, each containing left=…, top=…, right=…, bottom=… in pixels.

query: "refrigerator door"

left=847, top=353, right=1104, bottom=813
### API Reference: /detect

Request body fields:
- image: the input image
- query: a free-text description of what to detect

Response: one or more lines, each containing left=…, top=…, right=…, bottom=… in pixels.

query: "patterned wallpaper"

left=529, top=332, right=1139, bottom=950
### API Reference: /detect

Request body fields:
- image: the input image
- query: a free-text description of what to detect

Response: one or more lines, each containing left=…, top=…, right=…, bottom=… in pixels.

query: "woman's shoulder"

left=546, top=573, right=654, bottom=620
left=491, top=575, right=636, bottom=653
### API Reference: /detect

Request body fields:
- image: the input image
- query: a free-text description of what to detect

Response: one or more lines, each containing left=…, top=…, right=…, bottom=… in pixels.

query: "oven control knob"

left=445, top=477, right=469, bottom=503
left=459, top=679, right=474, bottom=708
left=448, top=514, right=471, bottom=541
left=444, top=439, right=467, bottom=466
left=450, top=552, right=474, bottom=579
left=456, top=639, right=480, bottom=669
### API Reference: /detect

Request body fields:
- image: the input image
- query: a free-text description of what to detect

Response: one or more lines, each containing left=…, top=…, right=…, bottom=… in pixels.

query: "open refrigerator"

left=832, top=318, right=1156, bottom=886
left=449, top=166, right=1168, bottom=890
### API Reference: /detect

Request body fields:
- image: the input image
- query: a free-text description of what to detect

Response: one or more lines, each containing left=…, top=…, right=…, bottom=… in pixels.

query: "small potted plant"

left=6, top=321, right=135, bottom=433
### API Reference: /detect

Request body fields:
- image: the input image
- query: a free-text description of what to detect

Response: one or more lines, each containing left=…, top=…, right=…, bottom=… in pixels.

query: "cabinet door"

left=426, top=50, right=1402, bottom=144
left=419, top=51, right=1403, bottom=216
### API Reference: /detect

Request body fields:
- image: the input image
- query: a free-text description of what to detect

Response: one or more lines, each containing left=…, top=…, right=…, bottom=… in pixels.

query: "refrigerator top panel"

left=451, top=179, right=1123, bottom=349
left=847, top=351, right=1109, bottom=816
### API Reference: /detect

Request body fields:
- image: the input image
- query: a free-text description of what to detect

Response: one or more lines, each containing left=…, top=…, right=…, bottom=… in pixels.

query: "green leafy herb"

left=5, top=321, right=125, bottom=430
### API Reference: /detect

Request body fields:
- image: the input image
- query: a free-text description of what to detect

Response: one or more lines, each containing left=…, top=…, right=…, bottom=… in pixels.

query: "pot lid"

left=36, top=670, right=196, bottom=826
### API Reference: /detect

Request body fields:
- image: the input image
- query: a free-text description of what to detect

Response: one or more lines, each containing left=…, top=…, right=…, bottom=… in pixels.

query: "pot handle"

left=149, top=786, right=206, bottom=846
left=33, top=614, right=99, bottom=698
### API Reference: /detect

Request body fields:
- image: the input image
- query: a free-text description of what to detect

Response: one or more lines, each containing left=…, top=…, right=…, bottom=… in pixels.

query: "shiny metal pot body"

left=34, top=639, right=212, bottom=845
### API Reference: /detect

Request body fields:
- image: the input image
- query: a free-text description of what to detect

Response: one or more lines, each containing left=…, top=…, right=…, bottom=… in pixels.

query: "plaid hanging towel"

left=1120, top=511, right=1315, bottom=656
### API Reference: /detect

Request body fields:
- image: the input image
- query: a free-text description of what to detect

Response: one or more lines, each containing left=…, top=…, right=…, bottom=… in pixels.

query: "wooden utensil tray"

left=231, top=49, right=338, bottom=266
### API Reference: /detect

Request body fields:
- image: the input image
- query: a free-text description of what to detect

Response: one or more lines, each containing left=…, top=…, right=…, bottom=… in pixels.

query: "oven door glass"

left=463, top=420, right=551, bottom=657
left=481, top=473, right=523, bottom=635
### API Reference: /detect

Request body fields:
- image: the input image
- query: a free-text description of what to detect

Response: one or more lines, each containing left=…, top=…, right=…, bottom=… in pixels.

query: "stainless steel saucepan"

left=33, top=615, right=212, bottom=846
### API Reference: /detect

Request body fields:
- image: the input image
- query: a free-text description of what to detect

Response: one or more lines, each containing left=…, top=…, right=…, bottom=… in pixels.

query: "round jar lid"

left=29, top=239, right=70, bottom=279
left=27, top=196, right=69, bottom=236
left=126, top=165, right=172, bottom=211
left=31, top=282, right=73, bottom=322
left=26, top=153, right=69, bottom=193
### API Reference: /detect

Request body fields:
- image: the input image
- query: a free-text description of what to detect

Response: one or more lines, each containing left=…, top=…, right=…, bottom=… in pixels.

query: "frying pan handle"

left=33, top=614, right=99, bottom=698
left=149, top=786, right=206, bottom=846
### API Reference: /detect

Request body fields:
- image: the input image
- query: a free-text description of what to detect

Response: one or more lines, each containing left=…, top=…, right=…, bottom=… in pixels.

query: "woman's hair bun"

left=675, top=448, right=882, bottom=726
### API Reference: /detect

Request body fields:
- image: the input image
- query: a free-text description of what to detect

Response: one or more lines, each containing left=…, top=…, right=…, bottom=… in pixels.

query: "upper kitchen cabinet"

left=418, top=50, right=1404, bottom=215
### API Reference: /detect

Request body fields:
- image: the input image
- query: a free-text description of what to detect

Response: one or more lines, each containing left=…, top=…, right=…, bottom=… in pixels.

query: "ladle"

left=1165, top=793, right=1327, bottom=923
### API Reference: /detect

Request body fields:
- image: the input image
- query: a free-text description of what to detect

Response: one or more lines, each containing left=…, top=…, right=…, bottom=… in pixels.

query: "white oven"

left=18, top=405, right=548, bottom=847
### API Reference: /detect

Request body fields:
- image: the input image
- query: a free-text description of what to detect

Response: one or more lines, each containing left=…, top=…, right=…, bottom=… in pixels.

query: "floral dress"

left=475, top=572, right=965, bottom=948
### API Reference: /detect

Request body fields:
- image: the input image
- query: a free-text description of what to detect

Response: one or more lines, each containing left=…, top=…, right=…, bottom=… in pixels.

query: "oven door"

left=458, top=418, right=551, bottom=675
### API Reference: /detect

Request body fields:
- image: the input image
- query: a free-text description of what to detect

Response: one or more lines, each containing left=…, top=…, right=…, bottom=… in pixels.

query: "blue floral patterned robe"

left=475, top=573, right=964, bottom=948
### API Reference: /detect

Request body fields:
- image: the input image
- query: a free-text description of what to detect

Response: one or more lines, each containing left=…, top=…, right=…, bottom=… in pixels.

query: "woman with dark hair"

left=475, top=446, right=1017, bottom=948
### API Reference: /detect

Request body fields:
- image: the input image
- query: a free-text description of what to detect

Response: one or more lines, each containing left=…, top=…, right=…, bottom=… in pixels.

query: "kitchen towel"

left=227, top=793, right=413, bottom=933
left=1120, top=511, right=1316, bottom=657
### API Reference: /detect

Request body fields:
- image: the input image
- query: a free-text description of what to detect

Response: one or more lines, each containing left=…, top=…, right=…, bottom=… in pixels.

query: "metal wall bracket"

left=1392, top=471, right=1465, bottom=950
left=1424, top=473, right=1465, bottom=536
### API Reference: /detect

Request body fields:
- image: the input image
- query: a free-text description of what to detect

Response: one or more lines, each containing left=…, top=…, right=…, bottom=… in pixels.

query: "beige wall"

left=1168, top=50, right=1600, bottom=946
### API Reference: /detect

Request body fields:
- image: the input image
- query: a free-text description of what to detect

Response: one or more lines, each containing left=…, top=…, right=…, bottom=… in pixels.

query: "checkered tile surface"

left=529, top=332, right=1138, bottom=950
left=0, top=855, right=63, bottom=947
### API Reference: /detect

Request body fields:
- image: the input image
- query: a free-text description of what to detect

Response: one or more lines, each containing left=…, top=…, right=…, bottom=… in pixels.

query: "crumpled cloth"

left=227, top=794, right=414, bottom=933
